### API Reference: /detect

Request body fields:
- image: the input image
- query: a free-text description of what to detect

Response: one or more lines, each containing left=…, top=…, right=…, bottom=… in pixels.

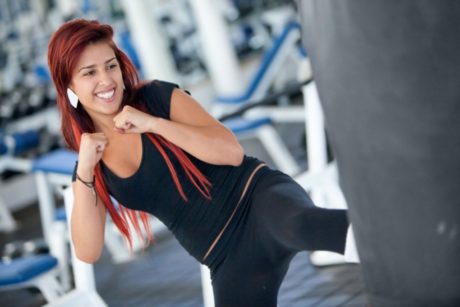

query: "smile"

left=95, top=89, right=115, bottom=100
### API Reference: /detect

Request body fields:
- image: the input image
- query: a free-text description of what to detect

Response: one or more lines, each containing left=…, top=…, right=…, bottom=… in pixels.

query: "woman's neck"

left=90, top=104, right=125, bottom=136
left=91, top=114, right=116, bottom=136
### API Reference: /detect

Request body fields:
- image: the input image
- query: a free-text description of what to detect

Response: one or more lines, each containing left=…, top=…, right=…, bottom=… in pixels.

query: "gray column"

left=189, top=0, right=243, bottom=96
left=120, top=0, right=178, bottom=82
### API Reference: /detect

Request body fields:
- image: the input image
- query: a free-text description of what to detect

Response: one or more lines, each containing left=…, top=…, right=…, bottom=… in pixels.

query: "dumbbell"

left=27, top=87, right=47, bottom=114
left=0, top=95, right=15, bottom=127
left=1, top=240, right=24, bottom=261
left=1, top=238, right=50, bottom=261
left=21, top=238, right=49, bottom=256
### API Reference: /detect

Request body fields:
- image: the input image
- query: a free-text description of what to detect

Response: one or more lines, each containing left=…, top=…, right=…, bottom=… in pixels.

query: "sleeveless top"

left=73, top=80, right=265, bottom=268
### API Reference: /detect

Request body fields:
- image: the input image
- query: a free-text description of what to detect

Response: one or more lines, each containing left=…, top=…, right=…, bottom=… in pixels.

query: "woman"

left=48, top=19, right=349, bottom=307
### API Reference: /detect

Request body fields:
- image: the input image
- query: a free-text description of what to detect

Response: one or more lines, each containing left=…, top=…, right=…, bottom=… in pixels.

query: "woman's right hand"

left=77, top=132, right=108, bottom=176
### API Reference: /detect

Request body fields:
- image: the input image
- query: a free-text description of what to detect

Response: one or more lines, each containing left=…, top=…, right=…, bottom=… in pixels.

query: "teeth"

left=96, top=89, right=115, bottom=99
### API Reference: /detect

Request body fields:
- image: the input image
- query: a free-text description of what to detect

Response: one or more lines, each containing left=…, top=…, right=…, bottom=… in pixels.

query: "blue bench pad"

left=0, top=255, right=58, bottom=286
left=32, top=149, right=78, bottom=175
left=223, top=117, right=272, bottom=134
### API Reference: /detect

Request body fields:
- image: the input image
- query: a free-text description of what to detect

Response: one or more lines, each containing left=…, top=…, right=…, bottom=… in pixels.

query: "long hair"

left=48, top=19, right=211, bottom=248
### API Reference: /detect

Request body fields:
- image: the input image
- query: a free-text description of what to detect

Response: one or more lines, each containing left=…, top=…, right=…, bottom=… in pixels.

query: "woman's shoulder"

left=137, top=79, right=179, bottom=97
left=135, top=79, right=180, bottom=119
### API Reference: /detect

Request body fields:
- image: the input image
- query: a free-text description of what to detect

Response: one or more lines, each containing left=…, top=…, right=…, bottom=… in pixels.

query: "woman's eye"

left=108, top=64, right=118, bottom=70
left=83, top=70, right=95, bottom=76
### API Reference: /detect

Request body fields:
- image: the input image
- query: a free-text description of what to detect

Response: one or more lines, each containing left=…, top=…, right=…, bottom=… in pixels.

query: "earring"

left=67, top=88, right=79, bottom=108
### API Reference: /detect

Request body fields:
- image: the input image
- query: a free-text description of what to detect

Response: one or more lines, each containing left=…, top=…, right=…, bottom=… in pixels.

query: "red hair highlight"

left=48, top=19, right=211, bottom=249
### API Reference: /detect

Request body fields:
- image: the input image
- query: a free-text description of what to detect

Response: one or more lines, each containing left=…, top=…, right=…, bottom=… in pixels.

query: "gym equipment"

left=2, top=239, right=49, bottom=261
left=213, top=20, right=306, bottom=118
left=0, top=254, right=64, bottom=303
left=218, top=80, right=311, bottom=176
left=213, top=21, right=309, bottom=176
left=0, top=130, right=40, bottom=233
left=42, top=187, right=107, bottom=307
left=32, top=148, right=167, bottom=264
left=299, top=1, right=460, bottom=305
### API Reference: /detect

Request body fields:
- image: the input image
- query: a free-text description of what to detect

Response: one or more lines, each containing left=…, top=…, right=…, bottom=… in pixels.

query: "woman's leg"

left=212, top=254, right=292, bottom=307
left=210, top=170, right=348, bottom=306
left=252, top=171, right=349, bottom=254
left=211, top=203, right=294, bottom=307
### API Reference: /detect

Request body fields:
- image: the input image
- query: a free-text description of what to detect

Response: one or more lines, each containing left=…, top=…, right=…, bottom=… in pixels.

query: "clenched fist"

left=113, top=105, right=157, bottom=134
left=77, top=132, right=108, bottom=178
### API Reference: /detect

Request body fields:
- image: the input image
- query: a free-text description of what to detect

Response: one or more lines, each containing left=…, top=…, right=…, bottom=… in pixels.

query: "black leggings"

left=210, top=170, right=348, bottom=307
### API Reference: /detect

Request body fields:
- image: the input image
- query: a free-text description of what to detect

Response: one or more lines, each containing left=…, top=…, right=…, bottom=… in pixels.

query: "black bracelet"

left=76, top=173, right=98, bottom=206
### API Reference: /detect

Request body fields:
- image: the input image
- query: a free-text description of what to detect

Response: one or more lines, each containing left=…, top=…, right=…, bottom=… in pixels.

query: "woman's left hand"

left=113, top=105, right=157, bottom=134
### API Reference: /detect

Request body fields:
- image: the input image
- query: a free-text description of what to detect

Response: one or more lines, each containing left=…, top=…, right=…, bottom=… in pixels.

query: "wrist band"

left=76, top=173, right=98, bottom=206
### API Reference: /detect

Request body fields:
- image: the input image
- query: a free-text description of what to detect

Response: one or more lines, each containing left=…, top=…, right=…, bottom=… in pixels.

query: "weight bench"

left=0, top=254, right=64, bottom=303
left=0, top=130, right=40, bottom=232
left=61, top=185, right=216, bottom=307
left=42, top=187, right=108, bottom=307
left=31, top=148, right=151, bottom=264
left=222, top=116, right=300, bottom=176
left=212, top=21, right=310, bottom=176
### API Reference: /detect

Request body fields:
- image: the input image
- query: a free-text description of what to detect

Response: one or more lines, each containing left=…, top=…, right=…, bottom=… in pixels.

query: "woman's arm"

left=71, top=173, right=106, bottom=263
left=70, top=133, right=107, bottom=263
left=113, top=89, right=245, bottom=166
left=153, top=89, right=244, bottom=166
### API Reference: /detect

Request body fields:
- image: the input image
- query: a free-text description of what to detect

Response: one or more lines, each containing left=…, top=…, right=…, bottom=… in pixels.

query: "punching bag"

left=298, top=1, right=460, bottom=306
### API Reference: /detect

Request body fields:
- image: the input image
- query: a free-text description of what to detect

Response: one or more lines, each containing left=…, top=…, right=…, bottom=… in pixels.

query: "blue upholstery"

left=217, top=21, right=301, bottom=104
left=0, top=255, right=58, bottom=286
left=34, top=64, right=51, bottom=84
left=54, top=207, right=67, bottom=221
left=119, top=31, right=142, bottom=72
left=0, top=140, right=6, bottom=155
left=12, top=131, right=40, bottom=155
left=0, top=130, right=40, bottom=156
left=32, top=149, right=78, bottom=175
left=223, top=117, right=272, bottom=134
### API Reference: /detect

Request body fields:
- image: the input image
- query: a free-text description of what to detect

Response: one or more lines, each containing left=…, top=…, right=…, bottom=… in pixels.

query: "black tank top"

left=74, top=80, right=264, bottom=266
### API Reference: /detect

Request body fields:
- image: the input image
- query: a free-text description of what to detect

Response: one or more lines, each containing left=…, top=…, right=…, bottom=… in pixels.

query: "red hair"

left=47, top=19, right=211, bottom=249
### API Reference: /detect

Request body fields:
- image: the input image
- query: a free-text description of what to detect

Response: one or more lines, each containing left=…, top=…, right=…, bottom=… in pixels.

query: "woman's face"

left=69, top=41, right=124, bottom=120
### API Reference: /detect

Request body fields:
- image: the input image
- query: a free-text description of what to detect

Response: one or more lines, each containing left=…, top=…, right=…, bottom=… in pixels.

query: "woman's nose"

left=98, top=70, right=114, bottom=86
